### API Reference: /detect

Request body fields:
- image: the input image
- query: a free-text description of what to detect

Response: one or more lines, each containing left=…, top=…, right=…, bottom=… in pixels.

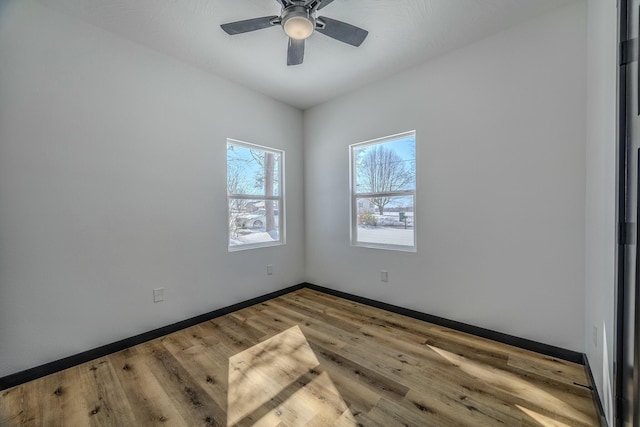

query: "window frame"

left=227, top=138, right=285, bottom=252
left=350, top=130, right=417, bottom=252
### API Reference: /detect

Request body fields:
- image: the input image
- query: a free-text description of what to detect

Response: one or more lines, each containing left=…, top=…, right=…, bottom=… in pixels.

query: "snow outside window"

left=227, top=139, right=284, bottom=251
left=350, top=131, right=416, bottom=251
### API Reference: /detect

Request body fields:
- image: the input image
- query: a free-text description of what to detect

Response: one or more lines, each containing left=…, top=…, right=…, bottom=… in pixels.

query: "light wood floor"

left=0, top=288, right=600, bottom=426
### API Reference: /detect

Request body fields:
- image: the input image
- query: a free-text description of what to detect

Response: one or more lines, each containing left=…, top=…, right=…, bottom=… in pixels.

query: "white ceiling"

left=36, top=0, right=576, bottom=109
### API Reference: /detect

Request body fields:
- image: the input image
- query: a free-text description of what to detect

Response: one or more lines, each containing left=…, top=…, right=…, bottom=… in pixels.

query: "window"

left=350, top=131, right=416, bottom=251
left=227, top=139, right=284, bottom=251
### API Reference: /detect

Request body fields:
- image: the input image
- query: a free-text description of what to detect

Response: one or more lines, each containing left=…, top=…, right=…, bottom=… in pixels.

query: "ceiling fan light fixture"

left=282, top=8, right=315, bottom=40
left=220, top=0, right=368, bottom=65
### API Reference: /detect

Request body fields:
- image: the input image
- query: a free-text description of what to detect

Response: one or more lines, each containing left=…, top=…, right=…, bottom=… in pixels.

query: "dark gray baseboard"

left=305, top=283, right=608, bottom=426
left=305, top=283, right=583, bottom=362
left=0, top=283, right=306, bottom=391
left=0, top=279, right=611, bottom=427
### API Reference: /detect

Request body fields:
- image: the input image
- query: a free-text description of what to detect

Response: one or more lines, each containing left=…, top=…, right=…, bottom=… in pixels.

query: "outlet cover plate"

left=153, top=288, right=165, bottom=303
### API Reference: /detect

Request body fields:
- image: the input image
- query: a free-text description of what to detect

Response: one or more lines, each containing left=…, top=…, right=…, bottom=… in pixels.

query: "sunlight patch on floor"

left=428, top=345, right=592, bottom=426
left=516, top=404, right=573, bottom=427
left=227, top=325, right=356, bottom=426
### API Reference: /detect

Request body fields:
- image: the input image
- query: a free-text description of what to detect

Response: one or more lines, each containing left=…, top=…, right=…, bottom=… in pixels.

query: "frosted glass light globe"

left=283, top=15, right=314, bottom=40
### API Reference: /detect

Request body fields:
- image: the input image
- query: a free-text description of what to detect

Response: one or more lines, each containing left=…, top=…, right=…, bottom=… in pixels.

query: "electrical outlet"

left=592, top=325, right=598, bottom=347
left=153, top=288, right=165, bottom=303
left=267, top=264, right=273, bottom=275
left=381, top=270, right=388, bottom=283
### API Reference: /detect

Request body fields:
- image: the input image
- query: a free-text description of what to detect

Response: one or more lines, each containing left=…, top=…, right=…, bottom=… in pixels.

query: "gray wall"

left=1, top=0, right=611, bottom=392
left=303, top=2, right=588, bottom=352
left=0, top=0, right=305, bottom=377
left=585, top=0, right=617, bottom=422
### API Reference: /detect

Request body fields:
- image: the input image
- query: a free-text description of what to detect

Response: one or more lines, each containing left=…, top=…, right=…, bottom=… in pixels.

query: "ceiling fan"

left=220, top=0, right=368, bottom=66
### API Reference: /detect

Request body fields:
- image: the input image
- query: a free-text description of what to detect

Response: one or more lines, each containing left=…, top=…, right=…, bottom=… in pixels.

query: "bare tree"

left=358, top=145, right=414, bottom=215
left=227, top=145, right=255, bottom=194
left=228, top=145, right=279, bottom=234
left=248, top=149, right=278, bottom=233
left=227, top=146, right=250, bottom=237
left=263, top=152, right=277, bottom=232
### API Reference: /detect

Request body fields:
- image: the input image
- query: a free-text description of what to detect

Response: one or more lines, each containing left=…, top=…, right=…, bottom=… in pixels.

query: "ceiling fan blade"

left=287, top=38, right=305, bottom=66
left=221, top=16, right=279, bottom=35
left=316, top=17, right=368, bottom=46
left=317, top=0, right=336, bottom=10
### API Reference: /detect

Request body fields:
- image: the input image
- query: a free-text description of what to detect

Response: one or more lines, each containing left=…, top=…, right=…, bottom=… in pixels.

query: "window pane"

left=354, top=135, right=415, bottom=195
left=355, top=196, right=414, bottom=247
left=227, top=143, right=281, bottom=197
left=229, top=199, right=280, bottom=248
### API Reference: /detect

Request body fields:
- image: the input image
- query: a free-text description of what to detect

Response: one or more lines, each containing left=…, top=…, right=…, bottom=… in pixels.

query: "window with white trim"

left=350, top=131, right=416, bottom=251
left=227, top=139, right=284, bottom=251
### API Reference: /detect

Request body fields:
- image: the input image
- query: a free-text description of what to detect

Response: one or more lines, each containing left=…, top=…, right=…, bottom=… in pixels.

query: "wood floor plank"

left=161, top=340, right=229, bottom=413
left=365, top=396, right=458, bottom=427
left=298, top=289, right=574, bottom=374
left=325, top=338, right=525, bottom=425
left=259, top=301, right=360, bottom=349
left=109, top=350, right=189, bottom=426
left=422, top=345, right=596, bottom=426
left=242, top=314, right=292, bottom=340
left=308, top=341, right=410, bottom=404
left=0, top=287, right=600, bottom=426
left=507, top=352, right=591, bottom=388
left=144, top=341, right=226, bottom=426
left=230, top=304, right=269, bottom=323
left=268, top=296, right=363, bottom=335
left=0, top=378, right=44, bottom=426
left=76, top=358, right=138, bottom=427
left=40, top=367, right=88, bottom=426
